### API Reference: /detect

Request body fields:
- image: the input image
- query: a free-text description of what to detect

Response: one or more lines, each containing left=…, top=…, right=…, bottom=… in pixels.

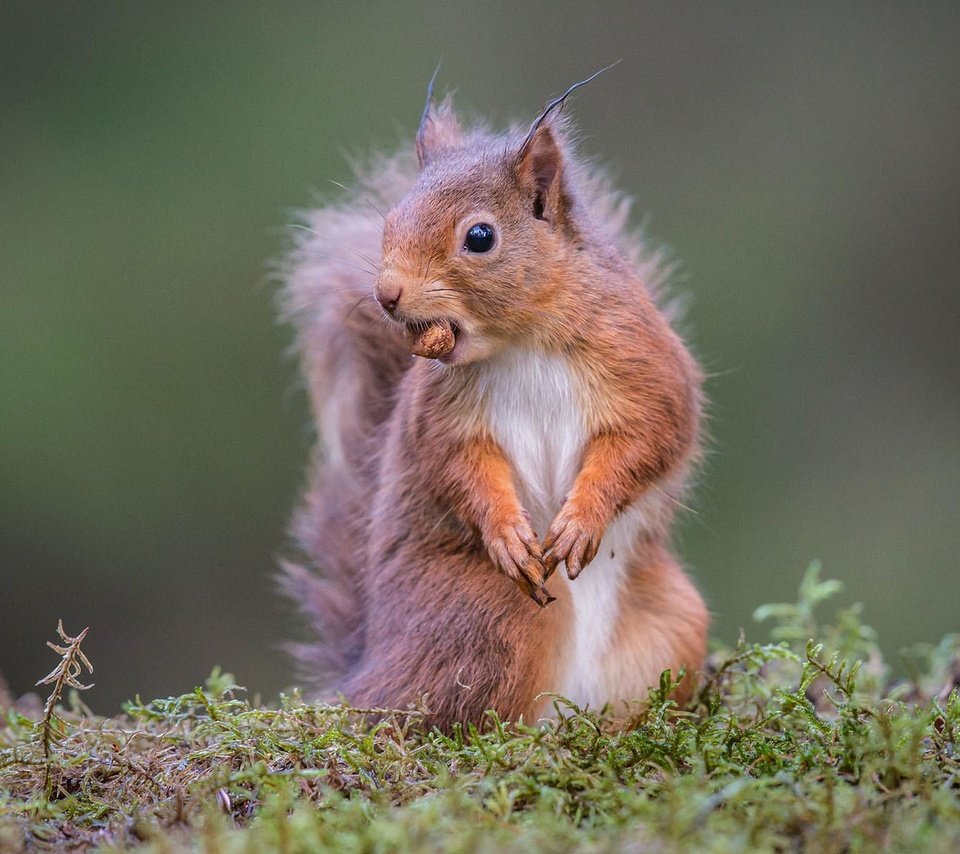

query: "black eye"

left=464, top=223, right=496, bottom=253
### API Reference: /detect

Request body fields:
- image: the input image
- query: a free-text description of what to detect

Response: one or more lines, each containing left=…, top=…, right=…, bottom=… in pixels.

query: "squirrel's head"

left=375, top=78, right=595, bottom=365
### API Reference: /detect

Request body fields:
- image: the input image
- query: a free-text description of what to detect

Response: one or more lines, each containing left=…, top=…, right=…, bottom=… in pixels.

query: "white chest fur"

left=483, top=349, right=585, bottom=528
left=482, top=349, right=641, bottom=710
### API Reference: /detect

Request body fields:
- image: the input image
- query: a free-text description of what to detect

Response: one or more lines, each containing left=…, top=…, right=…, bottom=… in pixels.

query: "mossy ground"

left=2, top=566, right=958, bottom=852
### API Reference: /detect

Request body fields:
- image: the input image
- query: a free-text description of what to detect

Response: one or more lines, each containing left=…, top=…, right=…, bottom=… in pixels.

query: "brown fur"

left=280, top=86, right=708, bottom=728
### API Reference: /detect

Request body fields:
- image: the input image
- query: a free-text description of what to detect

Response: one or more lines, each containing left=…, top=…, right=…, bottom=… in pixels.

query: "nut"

left=409, top=320, right=456, bottom=358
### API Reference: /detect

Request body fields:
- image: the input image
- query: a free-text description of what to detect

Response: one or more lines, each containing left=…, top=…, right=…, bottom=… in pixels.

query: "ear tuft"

left=416, top=96, right=462, bottom=168
left=514, top=64, right=619, bottom=227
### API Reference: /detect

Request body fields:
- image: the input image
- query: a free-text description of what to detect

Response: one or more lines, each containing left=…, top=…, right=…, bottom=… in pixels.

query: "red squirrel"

left=281, top=74, right=708, bottom=728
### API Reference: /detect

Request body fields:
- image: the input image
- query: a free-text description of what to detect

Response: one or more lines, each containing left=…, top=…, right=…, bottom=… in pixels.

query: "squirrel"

left=280, top=73, right=709, bottom=729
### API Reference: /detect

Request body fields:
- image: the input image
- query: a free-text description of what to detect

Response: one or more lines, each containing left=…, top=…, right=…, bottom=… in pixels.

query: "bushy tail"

left=278, top=150, right=417, bottom=685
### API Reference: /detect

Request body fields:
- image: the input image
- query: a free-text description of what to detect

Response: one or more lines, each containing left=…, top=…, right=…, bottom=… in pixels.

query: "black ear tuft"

left=515, top=63, right=620, bottom=227
left=416, top=98, right=462, bottom=168
left=416, top=68, right=462, bottom=168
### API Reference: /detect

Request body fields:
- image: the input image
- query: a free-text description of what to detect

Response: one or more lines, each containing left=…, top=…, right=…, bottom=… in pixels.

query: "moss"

left=1, top=565, right=958, bottom=852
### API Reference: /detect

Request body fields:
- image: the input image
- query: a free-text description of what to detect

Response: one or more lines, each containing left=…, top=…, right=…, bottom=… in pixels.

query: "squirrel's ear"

left=515, top=120, right=568, bottom=227
left=514, top=65, right=619, bottom=228
left=416, top=96, right=462, bottom=168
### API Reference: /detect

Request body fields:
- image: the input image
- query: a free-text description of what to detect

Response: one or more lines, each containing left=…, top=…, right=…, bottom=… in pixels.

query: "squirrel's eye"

left=464, top=223, right=496, bottom=253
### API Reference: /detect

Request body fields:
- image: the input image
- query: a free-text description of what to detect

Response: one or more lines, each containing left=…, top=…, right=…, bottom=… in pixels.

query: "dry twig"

left=34, top=619, right=94, bottom=793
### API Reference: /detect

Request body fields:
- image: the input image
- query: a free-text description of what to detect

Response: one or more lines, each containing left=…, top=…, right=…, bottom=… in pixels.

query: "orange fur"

left=280, top=86, right=708, bottom=729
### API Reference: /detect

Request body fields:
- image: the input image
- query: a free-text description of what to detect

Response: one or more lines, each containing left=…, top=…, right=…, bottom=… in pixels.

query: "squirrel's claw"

left=487, top=516, right=554, bottom=607
left=515, top=569, right=554, bottom=608
left=544, top=505, right=604, bottom=580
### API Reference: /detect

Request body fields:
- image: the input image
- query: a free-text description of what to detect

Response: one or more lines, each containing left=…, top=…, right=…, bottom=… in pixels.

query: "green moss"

left=2, top=565, right=958, bottom=852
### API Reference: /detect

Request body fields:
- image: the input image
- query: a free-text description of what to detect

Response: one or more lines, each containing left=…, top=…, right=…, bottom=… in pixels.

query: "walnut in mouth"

left=405, top=319, right=456, bottom=359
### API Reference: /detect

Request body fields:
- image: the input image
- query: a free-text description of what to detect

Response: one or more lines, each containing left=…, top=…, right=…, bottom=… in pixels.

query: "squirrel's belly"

left=554, top=521, right=631, bottom=709
left=486, top=350, right=641, bottom=709
left=553, top=496, right=664, bottom=711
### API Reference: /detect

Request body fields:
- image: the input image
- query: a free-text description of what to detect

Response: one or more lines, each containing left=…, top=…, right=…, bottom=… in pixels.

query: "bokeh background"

left=2, top=2, right=958, bottom=710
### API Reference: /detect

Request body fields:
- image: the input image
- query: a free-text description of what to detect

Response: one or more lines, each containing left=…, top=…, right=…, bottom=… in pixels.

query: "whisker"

left=289, top=222, right=380, bottom=275
left=343, top=293, right=374, bottom=322
left=315, top=284, right=376, bottom=296
left=320, top=257, right=378, bottom=276
left=348, top=248, right=381, bottom=271
left=327, top=179, right=387, bottom=222
left=419, top=295, right=459, bottom=310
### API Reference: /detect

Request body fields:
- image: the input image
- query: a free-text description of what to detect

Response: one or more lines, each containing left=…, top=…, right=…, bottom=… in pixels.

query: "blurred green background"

left=2, top=2, right=958, bottom=711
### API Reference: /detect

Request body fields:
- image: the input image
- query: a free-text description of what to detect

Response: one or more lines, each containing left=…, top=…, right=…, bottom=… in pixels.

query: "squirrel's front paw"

left=487, top=515, right=554, bottom=607
left=543, top=502, right=605, bottom=580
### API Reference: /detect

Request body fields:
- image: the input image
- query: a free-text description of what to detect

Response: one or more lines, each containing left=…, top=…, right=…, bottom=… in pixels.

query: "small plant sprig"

left=34, top=619, right=94, bottom=793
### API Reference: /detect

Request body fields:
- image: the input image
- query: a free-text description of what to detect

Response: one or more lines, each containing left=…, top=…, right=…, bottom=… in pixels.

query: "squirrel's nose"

left=376, top=283, right=402, bottom=315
